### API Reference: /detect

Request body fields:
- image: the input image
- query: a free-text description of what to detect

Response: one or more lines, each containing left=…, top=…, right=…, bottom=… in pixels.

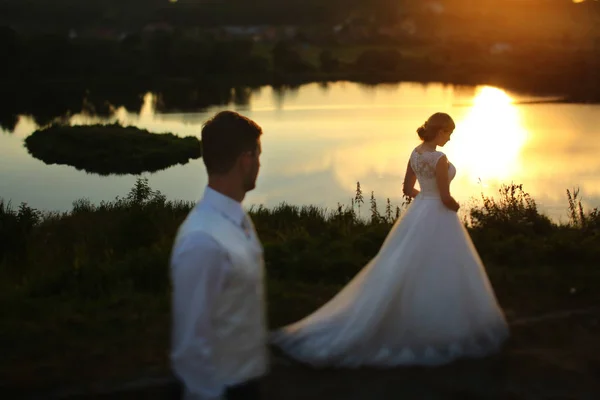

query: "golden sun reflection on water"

left=3, top=82, right=600, bottom=221
left=447, top=86, right=528, bottom=184
left=289, top=85, right=533, bottom=208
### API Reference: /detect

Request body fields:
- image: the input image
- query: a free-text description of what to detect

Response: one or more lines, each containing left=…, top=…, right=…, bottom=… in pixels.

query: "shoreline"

left=1, top=68, right=599, bottom=125
left=0, top=74, right=597, bottom=104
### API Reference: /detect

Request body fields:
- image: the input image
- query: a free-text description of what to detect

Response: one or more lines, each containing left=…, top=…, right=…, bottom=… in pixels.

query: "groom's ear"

left=237, top=150, right=254, bottom=170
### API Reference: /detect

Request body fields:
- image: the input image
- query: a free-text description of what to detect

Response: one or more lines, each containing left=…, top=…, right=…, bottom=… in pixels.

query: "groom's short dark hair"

left=201, top=111, right=262, bottom=175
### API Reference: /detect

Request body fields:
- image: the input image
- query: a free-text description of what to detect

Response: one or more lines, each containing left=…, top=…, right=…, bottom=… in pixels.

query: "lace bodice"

left=409, top=149, right=456, bottom=197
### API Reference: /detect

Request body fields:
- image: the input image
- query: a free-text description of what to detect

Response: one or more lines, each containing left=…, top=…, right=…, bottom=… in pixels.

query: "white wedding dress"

left=270, top=149, right=510, bottom=367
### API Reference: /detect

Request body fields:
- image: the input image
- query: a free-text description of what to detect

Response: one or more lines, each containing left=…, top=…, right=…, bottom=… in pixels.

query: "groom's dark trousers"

left=171, top=377, right=262, bottom=400
left=225, top=378, right=262, bottom=400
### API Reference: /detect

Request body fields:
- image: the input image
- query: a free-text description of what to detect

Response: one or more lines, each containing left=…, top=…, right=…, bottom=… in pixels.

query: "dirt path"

left=17, top=307, right=600, bottom=400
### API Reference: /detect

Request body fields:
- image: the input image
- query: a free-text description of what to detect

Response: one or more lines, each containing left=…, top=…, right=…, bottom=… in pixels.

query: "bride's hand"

left=450, top=201, right=460, bottom=212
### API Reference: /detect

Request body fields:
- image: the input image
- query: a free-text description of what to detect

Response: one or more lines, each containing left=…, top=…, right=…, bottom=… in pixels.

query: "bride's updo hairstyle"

left=416, top=112, right=455, bottom=142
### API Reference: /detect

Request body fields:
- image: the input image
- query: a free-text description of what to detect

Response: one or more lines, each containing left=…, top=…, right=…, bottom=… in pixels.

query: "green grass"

left=0, top=179, right=599, bottom=392
left=23, top=123, right=202, bottom=175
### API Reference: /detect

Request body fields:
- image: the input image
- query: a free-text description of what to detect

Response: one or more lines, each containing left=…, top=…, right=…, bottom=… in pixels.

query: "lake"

left=1, top=81, right=599, bottom=222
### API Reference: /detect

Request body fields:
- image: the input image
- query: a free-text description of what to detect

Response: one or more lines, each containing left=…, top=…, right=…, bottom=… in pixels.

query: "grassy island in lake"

left=24, top=124, right=202, bottom=175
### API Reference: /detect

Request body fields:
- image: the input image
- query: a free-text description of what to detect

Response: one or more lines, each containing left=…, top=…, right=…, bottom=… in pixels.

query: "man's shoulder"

left=170, top=227, right=228, bottom=267
left=179, top=203, right=224, bottom=230
left=175, top=206, right=232, bottom=247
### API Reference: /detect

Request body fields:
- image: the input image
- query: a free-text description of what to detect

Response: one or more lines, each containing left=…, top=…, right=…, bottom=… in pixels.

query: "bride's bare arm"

left=436, top=155, right=460, bottom=212
left=402, top=160, right=420, bottom=198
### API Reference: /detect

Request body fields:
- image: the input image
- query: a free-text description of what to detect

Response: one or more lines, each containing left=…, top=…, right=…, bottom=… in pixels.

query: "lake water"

left=1, top=81, right=600, bottom=222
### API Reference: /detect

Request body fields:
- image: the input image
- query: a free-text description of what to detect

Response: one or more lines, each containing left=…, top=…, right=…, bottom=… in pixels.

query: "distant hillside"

left=0, top=0, right=598, bottom=42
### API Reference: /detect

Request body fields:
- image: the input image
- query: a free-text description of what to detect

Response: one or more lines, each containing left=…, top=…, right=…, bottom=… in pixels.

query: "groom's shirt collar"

left=199, top=186, right=246, bottom=227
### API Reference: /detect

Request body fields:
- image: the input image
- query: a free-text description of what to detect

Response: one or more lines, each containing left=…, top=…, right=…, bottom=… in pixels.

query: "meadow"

left=1, top=179, right=599, bottom=395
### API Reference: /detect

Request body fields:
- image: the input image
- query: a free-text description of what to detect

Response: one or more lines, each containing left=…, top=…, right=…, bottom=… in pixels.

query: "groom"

left=170, top=111, right=268, bottom=400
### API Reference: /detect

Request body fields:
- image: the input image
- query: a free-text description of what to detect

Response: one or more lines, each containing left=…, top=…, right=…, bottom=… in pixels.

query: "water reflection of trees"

left=0, top=27, right=291, bottom=132
left=271, top=84, right=302, bottom=110
left=2, top=21, right=599, bottom=133
left=0, top=83, right=145, bottom=131
left=0, top=81, right=307, bottom=133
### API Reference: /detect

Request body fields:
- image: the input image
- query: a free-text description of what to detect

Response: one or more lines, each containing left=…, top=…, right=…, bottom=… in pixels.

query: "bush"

left=24, top=123, right=202, bottom=175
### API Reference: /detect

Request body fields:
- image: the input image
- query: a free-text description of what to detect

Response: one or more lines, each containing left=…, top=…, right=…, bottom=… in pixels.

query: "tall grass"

left=465, top=184, right=600, bottom=266
left=1, top=178, right=598, bottom=300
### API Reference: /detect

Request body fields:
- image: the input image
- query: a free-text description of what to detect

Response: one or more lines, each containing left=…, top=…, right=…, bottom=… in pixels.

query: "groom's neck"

left=207, top=177, right=245, bottom=203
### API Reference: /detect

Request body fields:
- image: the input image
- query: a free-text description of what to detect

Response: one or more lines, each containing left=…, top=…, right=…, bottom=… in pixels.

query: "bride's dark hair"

left=417, top=112, right=455, bottom=141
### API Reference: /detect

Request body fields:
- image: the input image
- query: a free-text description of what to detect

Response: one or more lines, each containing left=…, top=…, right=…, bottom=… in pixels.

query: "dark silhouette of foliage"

left=24, top=124, right=201, bottom=175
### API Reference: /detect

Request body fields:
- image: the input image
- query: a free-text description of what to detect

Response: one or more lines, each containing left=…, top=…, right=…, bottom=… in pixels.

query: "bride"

left=270, top=112, right=510, bottom=367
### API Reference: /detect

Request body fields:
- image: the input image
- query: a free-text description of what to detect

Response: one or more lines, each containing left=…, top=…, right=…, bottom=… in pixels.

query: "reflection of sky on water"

left=1, top=82, right=599, bottom=222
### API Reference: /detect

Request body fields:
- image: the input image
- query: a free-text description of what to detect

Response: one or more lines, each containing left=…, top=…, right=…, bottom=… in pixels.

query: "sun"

left=447, top=86, right=529, bottom=183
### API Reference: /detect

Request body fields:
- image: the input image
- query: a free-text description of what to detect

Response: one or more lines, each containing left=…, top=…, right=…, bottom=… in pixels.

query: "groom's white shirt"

left=170, top=187, right=268, bottom=400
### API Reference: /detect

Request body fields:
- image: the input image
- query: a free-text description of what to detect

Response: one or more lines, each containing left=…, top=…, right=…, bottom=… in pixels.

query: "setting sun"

left=448, top=86, right=528, bottom=184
